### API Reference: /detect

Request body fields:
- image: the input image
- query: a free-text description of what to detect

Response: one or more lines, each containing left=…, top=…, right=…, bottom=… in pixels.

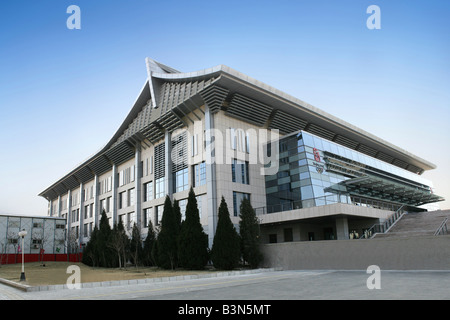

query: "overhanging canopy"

left=326, top=175, right=445, bottom=207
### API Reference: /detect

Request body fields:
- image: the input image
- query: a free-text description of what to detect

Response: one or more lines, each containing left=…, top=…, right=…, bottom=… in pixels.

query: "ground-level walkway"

left=1, top=269, right=449, bottom=300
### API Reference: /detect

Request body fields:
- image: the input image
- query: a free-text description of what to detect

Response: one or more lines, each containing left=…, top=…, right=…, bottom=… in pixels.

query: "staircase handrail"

left=434, top=217, right=448, bottom=236
left=359, top=204, right=406, bottom=239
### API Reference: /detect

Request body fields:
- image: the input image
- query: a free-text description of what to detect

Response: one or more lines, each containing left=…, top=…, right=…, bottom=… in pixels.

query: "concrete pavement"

left=1, top=269, right=449, bottom=300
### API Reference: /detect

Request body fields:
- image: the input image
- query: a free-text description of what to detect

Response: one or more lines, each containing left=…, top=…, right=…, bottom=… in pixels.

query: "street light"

left=18, top=229, right=27, bottom=282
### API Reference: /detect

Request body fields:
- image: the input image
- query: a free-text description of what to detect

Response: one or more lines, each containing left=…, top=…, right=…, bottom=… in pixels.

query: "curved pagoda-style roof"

left=39, top=58, right=436, bottom=201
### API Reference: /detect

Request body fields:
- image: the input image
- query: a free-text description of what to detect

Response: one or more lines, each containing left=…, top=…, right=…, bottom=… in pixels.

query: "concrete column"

left=135, top=147, right=142, bottom=228
left=57, top=195, right=62, bottom=218
left=79, top=182, right=84, bottom=243
left=336, top=216, right=349, bottom=240
left=93, top=174, right=99, bottom=227
left=49, top=199, right=53, bottom=217
left=66, top=189, right=72, bottom=252
left=165, top=131, right=173, bottom=199
left=111, top=164, right=118, bottom=227
left=205, top=104, right=218, bottom=248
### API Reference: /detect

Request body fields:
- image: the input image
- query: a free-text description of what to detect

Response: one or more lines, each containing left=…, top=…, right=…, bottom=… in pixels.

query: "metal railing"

left=254, top=194, right=402, bottom=216
left=359, top=205, right=406, bottom=239
left=434, top=218, right=448, bottom=236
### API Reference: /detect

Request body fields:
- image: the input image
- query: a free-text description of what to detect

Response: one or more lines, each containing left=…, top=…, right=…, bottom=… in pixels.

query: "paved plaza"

left=1, top=269, right=449, bottom=300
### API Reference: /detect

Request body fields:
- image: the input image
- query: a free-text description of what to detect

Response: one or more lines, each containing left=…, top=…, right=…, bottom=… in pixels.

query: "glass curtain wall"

left=264, top=131, right=435, bottom=214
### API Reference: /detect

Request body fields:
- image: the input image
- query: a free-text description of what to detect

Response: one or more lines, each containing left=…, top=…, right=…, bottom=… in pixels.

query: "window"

left=144, top=181, right=153, bottom=202
left=71, top=209, right=79, bottom=222
left=128, top=188, right=135, bottom=207
left=107, top=197, right=112, bottom=212
left=33, top=222, right=43, bottom=228
left=232, top=159, right=249, bottom=184
left=173, top=168, right=189, bottom=193
left=191, top=134, right=199, bottom=156
left=178, top=199, right=187, bottom=221
left=72, top=193, right=78, bottom=207
left=284, top=228, right=293, bottom=242
left=143, top=156, right=153, bottom=176
left=143, top=207, right=152, bottom=227
left=89, top=203, right=93, bottom=218
left=118, top=192, right=126, bottom=209
left=100, top=199, right=106, bottom=212
left=196, top=195, right=203, bottom=218
left=83, top=188, right=88, bottom=202
left=193, top=162, right=206, bottom=187
left=56, top=223, right=65, bottom=229
left=230, top=128, right=250, bottom=153
left=127, top=212, right=133, bottom=229
left=119, top=165, right=136, bottom=186
left=155, top=205, right=164, bottom=225
left=100, top=176, right=112, bottom=195
left=269, top=234, right=277, bottom=243
left=61, top=197, right=68, bottom=210
left=155, top=177, right=165, bottom=199
left=233, top=192, right=250, bottom=217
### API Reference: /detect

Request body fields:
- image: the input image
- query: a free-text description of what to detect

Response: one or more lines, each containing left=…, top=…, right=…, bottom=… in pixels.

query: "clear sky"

left=0, top=0, right=449, bottom=216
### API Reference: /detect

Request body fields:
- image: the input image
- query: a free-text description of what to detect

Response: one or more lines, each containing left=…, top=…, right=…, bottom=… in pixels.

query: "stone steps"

left=374, top=210, right=450, bottom=239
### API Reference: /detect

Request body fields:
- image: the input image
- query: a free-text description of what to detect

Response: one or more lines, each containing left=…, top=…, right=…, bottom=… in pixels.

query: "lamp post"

left=18, top=229, right=27, bottom=282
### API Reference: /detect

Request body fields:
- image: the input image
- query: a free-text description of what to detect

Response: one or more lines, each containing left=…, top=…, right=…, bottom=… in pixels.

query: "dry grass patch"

left=0, top=262, right=217, bottom=286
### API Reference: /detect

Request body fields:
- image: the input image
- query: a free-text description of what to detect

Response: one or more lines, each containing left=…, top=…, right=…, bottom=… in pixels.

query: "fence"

left=0, top=253, right=82, bottom=265
left=255, top=194, right=402, bottom=215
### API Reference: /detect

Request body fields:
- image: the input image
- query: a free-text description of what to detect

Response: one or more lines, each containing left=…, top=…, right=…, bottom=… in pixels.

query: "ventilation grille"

left=269, top=110, right=308, bottom=134
left=154, top=142, right=165, bottom=179
left=200, top=85, right=229, bottom=114
left=226, top=93, right=273, bottom=126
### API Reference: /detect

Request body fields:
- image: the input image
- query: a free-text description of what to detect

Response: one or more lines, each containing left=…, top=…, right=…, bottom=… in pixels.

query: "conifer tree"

left=173, top=199, right=182, bottom=236
left=130, top=222, right=143, bottom=267
left=178, top=187, right=208, bottom=270
left=211, top=197, right=241, bottom=270
left=97, top=209, right=114, bottom=267
left=239, top=197, right=263, bottom=268
left=172, top=199, right=183, bottom=267
left=143, top=220, right=156, bottom=266
left=82, top=226, right=98, bottom=267
left=156, top=195, right=178, bottom=269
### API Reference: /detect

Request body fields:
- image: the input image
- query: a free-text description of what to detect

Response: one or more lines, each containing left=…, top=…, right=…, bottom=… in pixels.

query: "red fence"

left=0, top=253, right=82, bottom=265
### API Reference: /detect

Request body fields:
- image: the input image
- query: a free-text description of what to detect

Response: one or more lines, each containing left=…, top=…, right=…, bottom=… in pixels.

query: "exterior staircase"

left=373, top=209, right=450, bottom=239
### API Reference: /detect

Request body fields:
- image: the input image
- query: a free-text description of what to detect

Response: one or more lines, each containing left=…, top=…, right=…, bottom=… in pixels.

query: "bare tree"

left=0, top=239, right=7, bottom=266
left=66, top=229, right=80, bottom=261
left=31, top=227, right=52, bottom=265
left=6, top=231, right=19, bottom=264
left=108, top=221, right=128, bottom=269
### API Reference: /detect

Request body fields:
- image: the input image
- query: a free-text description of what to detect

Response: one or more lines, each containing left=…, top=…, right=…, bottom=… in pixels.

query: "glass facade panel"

left=264, top=130, right=438, bottom=214
left=233, top=192, right=250, bottom=217
left=155, top=177, right=165, bottom=199
left=231, top=159, right=250, bottom=184
left=173, top=168, right=189, bottom=193
left=193, top=162, right=206, bottom=187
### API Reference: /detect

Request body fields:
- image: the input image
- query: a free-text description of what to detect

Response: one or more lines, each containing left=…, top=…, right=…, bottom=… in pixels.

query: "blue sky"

left=0, top=0, right=449, bottom=215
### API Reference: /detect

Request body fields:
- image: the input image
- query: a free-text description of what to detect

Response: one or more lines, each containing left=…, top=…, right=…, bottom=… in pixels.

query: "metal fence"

left=254, top=194, right=402, bottom=216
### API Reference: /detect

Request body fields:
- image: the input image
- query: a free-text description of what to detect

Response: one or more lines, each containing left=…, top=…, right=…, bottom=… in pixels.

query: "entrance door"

left=323, top=227, right=334, bottom=240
